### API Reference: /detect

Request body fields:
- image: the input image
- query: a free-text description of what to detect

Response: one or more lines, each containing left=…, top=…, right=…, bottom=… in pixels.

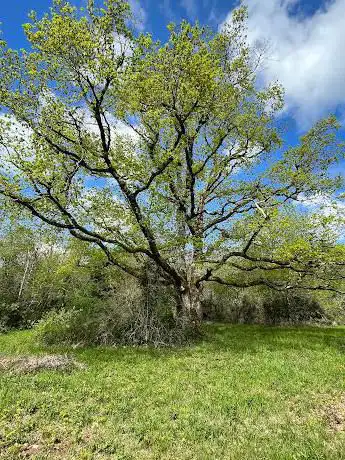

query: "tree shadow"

left=69, top=324, right=345, bottom=365
left=200, top=324, right=345, bottom=355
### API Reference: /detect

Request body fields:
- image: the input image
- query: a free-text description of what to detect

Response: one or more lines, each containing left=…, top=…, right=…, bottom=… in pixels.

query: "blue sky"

left=1, top=0, right=345, bottom=166
left=0, top=0, right=327, bottom=46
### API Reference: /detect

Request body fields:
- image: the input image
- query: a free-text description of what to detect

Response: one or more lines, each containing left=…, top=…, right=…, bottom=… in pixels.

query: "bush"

left=0, top=303, right=22, bottom=332
left=35, top=282, right=192, bottom=347
left=202, top=287, right=258, bottom=324
left=262, top=292, right=327, bottom=325
left=202, top=286, right=329, bottom=325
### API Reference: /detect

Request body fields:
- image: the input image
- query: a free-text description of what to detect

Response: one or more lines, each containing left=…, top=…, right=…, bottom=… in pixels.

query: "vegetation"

left=0, top=2, right=345, bottom=458
left=1, top=220, right=343, bottom=345
left=0, top=0, right=344, bottom=333
left=0, top=325, right=345, bottom=459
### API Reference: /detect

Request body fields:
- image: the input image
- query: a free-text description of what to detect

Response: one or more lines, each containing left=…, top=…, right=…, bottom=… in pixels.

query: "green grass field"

left=1, top=325, right=345, bottom=459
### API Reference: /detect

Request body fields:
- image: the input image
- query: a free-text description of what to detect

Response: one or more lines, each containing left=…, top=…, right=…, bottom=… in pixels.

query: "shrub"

left=35, top=282, right=192, bottom=347
left=202, top=286, right=329, bottom=325
left=262, top=292, right=327, bottom=325
left=202, top=287, right=258, bottom=324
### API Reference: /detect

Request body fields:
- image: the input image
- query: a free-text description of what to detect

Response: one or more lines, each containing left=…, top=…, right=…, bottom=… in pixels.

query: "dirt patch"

left=0, top=354, right=85, bottom=374
left=321, top=395, right=345, bottom=432
left=19, top=443, right=42, bottom=458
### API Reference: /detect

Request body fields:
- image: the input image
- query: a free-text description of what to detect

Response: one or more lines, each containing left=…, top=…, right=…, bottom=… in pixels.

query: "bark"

left=179, top=283, right=203, bottom=328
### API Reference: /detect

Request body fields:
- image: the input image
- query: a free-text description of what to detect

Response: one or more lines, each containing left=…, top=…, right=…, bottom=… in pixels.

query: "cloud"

left=0, top=115, right=34, bottom=177
left=299, top=193, right=345, bottom=226
left=224, top=0, right=345, bottom=127
left=80, top=109, right=140, bottom=149
left=180, top=0, right=198, bottom=20
left=128, top=0, right=147, bottom=31
left=297, top=193, right=345, bottom=239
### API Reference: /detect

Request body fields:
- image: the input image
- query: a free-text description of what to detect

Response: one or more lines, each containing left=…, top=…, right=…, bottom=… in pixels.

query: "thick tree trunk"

left=179, top=284, right=203, bottom=329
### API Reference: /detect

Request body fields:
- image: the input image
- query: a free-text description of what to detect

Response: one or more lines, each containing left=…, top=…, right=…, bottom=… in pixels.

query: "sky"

left=1, top=0, right=344, bottom=186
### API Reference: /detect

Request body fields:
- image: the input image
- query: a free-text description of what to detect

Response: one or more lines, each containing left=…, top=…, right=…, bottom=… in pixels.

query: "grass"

left=0, top=324, right=345, bottom=459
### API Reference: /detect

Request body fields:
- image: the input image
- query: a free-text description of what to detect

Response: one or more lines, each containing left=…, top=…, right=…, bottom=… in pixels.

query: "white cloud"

left=77, top=107, right=139, bottom=145
left=112, top=33, right=133, bottom=59
left=224, top=0, right=345, bottom=127
left=180, top=0, right=198, bottom=19
left=114, top=120, right=139, bottom=141
left=299, top=193, right=345, bottom=217
left=299, top=193, right=345, bottom=238
left=0, top=115, right=34, bottom=177
left=129, top=0, right=147, bottom=31
left=0, top=110, right=139, bottom=180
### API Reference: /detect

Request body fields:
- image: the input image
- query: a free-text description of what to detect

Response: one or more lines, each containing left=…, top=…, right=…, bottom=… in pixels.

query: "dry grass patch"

left=0, top=354, right=85, bottom=374
left=321, top=394, right=345, bottom=432
left=19, top=443, right=41, bottom=458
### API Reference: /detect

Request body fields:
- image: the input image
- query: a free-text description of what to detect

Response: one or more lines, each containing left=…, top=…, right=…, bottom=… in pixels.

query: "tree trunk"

left=179, top=284, right=203, bottom=329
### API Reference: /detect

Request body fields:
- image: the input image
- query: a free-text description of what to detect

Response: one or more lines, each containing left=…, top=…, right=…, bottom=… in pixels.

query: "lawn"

left=0, top=325, right=345, bottom=459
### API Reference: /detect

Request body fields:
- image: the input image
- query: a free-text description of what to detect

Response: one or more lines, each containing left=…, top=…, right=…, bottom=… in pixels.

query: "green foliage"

left=1, top=219, right=344, bottom=336
left=262, top=292, right=326, bottom=325
left=0, top=223, right=120, bottom=330
left=216, top=206, right=345, bottom=295
left=203, top=286, right=334, bottom=325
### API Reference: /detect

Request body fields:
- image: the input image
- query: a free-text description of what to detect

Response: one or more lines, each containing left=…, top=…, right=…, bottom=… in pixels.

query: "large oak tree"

left=0, top=0, right=344, bottom=326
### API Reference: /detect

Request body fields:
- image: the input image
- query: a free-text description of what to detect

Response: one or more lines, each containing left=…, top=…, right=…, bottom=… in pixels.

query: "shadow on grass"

left=200, top=324, right=345, bottom=355
left=68, top=324, right=345, bottom=366
left=1, top=325, right=344, bottom=366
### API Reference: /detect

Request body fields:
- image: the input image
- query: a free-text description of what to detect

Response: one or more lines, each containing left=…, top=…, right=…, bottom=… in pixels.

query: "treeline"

left=1, top=222, right=344, bottom=346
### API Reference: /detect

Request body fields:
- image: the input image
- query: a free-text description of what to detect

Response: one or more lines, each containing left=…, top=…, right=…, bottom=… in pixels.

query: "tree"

left=0, top=0, right=343, bottom=328
left=0, top=221, right=61, bottom=328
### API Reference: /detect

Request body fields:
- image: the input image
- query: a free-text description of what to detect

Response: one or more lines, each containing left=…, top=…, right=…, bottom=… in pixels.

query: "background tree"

left=0, top=0, right=343, bottom=328
left=0, top=216, right=109, bottom=330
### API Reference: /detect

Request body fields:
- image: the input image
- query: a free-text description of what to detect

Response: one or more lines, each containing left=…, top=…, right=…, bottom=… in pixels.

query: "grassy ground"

left=0, top=325, right=345, bottom=459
